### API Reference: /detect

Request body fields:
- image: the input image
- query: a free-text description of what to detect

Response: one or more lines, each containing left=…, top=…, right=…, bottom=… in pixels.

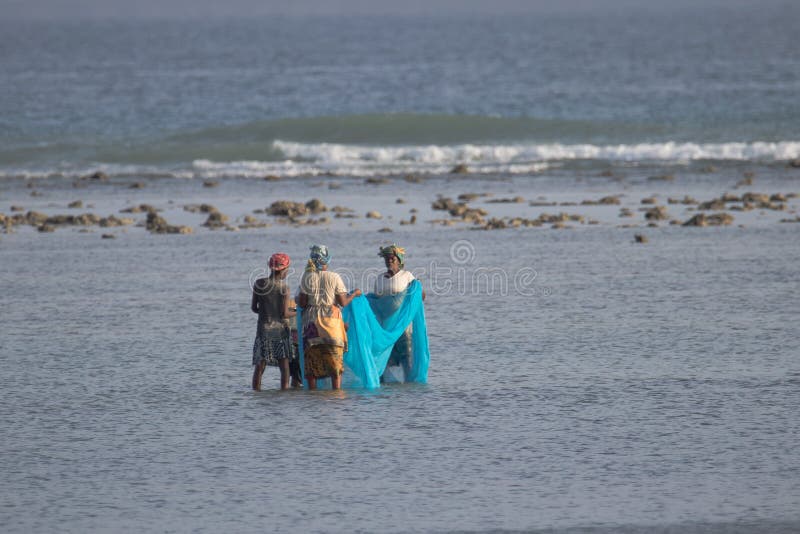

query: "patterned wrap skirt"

left=253, top=324, right=297, bottom=366
left=304, top=345, right=344, bottom=378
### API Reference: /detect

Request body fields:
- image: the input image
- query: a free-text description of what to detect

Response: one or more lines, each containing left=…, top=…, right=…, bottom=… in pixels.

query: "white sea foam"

left=188, top=140, right=800, bottom=178
left=2, top=140, right=799, bottom=180
left=273, top=139, right=800, bottom=165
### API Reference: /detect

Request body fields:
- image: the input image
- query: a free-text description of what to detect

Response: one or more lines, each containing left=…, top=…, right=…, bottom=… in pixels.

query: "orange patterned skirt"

left=304, top=345, right=344, bottom=378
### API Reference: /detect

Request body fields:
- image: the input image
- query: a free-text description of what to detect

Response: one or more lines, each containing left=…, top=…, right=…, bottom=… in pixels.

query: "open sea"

left=1, top=2, right=800, bottom=533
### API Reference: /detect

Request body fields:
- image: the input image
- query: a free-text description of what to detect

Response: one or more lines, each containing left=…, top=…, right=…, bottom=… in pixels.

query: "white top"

left=299, top=270, right=347, bottom=308
left=373, top=269, right=415, bottom=296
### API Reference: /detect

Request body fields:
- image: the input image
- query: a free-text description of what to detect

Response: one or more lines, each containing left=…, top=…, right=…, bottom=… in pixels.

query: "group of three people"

left=251, top=243, right=420, bottom=391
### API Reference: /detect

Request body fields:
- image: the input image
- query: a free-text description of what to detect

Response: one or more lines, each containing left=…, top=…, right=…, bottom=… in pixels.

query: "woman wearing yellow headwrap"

left=373, top=244, right=424, bottom=381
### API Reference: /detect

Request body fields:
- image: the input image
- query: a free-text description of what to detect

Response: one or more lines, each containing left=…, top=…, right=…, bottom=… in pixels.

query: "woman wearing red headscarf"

left=251, top=253, right=298, bottom=390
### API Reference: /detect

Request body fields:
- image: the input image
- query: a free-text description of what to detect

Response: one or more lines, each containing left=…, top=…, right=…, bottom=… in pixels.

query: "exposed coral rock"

left=202, top=180, right=219, bottom=188
left=146, top=212, right=193, bottom=234
left=68, top=200, right=83, bottom=208
left=183, top=203, right=219, bottom=214
left=450, top=164, right=469, bottom=174
left=365, top=177, right=390, bottom=185
left=366, top=211, right=382, bottom=219
left=203, top=211, right=229, bottom=229
left=698, top=198, right=726, bottom=210
left=305, top=198, right=327, bottom=214
left=634, top=234, right=648, bottom=243
left=644, top=206, right=669, bottom=220
left=641, top=197, right=658, bottom=205
left=268, top=200, right=307, bottom=217
left=668, top=196, right=698, bottom=205
left=682, top=213, right=734, bottom=227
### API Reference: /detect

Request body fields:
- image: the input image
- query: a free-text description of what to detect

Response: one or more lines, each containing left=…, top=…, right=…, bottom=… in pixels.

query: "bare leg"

left=307, top=376, right=317, bottom=390
left=279, top=359, right=290, bottom=390
left=289, top=358, right=302, bottom=388
left=331, top=373, right=342, bottom=390
left=252, top=360, right=266, bottom=391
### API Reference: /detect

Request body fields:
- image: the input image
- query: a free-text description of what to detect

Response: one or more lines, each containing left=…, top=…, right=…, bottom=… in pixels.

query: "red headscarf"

left=268, top=253, right=290, bottom=271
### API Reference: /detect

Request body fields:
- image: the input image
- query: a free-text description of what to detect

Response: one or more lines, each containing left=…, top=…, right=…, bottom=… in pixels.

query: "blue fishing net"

left=296, top=280, right=429, bottom=389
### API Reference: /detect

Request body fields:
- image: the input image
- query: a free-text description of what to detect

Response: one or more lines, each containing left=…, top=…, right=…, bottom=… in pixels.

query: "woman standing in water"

left=251, top=253, right=299, bottom=391
left=373, top=244, right=424, bottom=382
left=296, top=245, right=360, bottom=390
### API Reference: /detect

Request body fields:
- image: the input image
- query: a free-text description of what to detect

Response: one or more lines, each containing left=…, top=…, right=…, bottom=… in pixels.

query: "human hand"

left=352, top=288, right=362, bottom=297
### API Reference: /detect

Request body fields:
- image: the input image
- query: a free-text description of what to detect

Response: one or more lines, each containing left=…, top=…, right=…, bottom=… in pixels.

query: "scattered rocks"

left=378, top=227, right=393, bottom=233
left=331, top=206, right=353, bottom=213
left=264, top=175, right=282, bottom=181
left=38, top=224, right=55, bottom=233
left=634, top=234, right=648, bottom=243
left=203, top=180, right=219, bottom=188
left=770, top=193, right=787, bottom=202
left=721, top=193, right=740, bottom=202
left=641, top=197, right=658, bottom=205
left=700, top=165, right=717, bottom=173
left=788, top=159, right=800, bottom=168
left=101, top=233, right=116, bottom=239
left=396, top=198, right=406, bottom=204
left=530, top=200, right=557, bottom=207
left=146, top=212, right=192, bottom=234
left=779, top=216, right=800, bottom=223
left=404, top=174, right=423, bottom=183
left=450, top=164, right=469, bottom=174
left=10, top=206, right=24, bottom=212
left=68, top=200, right=83, bottom=208
left=399, top=215, right=417, bottom=225
left=365, top=177, right=390, bottom=185
left=129, top=182, right=145, bottom=189
left=648, top=174, right=675, bottom=181
left=366, top=211, right=382, bottom=219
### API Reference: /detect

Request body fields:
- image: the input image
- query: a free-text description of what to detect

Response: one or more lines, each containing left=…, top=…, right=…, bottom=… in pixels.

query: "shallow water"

left=2, top=211, right=799, bottom=532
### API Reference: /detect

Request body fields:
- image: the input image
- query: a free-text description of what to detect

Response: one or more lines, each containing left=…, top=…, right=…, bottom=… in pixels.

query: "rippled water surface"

left=2, top=213, right=799, bottom=533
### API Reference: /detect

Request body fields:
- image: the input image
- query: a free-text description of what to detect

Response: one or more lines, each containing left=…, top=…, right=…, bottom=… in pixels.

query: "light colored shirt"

left=373, top=269, right=415, bottom=296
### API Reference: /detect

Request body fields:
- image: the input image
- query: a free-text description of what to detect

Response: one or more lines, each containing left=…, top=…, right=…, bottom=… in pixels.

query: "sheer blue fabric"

left=344, top=279, right=429, bottom=388
left=296, top=280, right=429, bottom=389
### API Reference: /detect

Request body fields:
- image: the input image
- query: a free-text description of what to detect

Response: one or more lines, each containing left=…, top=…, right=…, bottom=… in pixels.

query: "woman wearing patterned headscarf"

left=251, top=252, right=299, bottom=391
left=373, top=243, right=423, bottom=381
left=296, top=244, right=361, bottom=390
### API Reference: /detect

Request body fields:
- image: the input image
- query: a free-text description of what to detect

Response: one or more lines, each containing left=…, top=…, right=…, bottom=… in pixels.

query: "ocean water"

left=2, top=221, right=799, bottom=532
left=1, top=2, right=800, bottom=179
left=2, top=3, right=800, bottom=532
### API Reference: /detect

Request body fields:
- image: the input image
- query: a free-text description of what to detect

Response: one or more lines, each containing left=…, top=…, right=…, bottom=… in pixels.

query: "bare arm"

left=251, top=289, right=259, bottom=314
left=336, top=289, right=361, bottom=308
left=297, top=292, right=308, bottom=309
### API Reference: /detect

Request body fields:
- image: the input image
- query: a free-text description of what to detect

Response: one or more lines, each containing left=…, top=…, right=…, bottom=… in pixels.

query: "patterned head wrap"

left=378, top=243, right=405, bottom=266
left=268, top=252, right=290, bottom=271
left=307, top=244, right=331, bottom=272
